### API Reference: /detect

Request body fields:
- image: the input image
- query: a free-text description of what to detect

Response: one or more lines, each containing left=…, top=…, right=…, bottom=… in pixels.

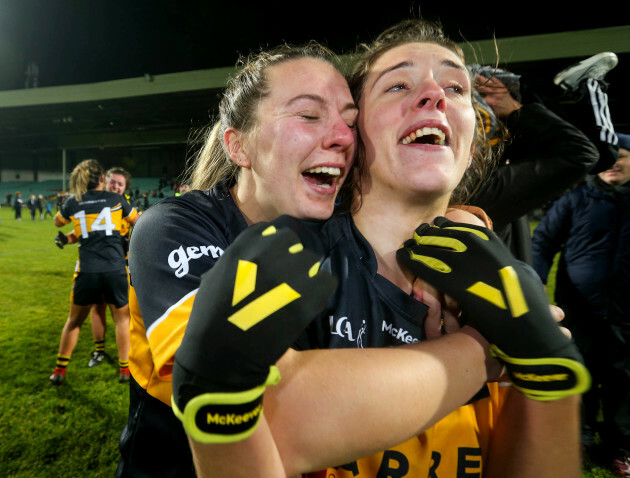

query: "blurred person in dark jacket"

left=27, top=194, right=37, bottom=221
left=532, top=133, right=630, bottom=475
left=468, top=52, right=619, bottom=265
left=13, top=192, right=23, bottom=220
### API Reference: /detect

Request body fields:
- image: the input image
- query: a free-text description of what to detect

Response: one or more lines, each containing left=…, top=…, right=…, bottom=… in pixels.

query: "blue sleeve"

left=531, top=191, right=575, bottom=283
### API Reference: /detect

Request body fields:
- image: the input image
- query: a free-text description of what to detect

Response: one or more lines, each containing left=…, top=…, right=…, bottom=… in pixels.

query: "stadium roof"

left=0, top=25, right=628, bottom=156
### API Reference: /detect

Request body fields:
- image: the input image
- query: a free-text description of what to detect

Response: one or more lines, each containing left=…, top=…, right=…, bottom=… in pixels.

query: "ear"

left=224, top=127, right=251, bottom=168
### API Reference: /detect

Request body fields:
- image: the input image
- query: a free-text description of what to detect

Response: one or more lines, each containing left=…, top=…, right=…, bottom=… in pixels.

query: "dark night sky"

left=0, top=0, right=625, bottom=91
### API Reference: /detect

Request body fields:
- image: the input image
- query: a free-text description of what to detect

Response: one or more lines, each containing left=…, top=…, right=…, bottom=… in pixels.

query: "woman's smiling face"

left=243, top=57, right=358, bottom=221
left=357, top=42, right=476, bottom=203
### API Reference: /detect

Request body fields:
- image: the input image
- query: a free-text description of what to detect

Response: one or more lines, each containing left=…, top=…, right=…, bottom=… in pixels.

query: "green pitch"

left=0, top=206, right=128, bottom=477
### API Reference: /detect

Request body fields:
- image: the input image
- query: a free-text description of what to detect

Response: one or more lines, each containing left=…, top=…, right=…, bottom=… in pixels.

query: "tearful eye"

left=386, top=82, right=408, bottom=93
left=446, top=84, right=465, bottom=95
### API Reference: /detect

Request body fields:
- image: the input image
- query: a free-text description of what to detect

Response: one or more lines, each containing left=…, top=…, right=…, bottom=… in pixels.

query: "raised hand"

left=172, top=216, right=336, bottom=443
left=397, top=217, right=590, bottom=401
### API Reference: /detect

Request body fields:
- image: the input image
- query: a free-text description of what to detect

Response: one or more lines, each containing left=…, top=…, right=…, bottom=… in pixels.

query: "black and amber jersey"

left=296, top=213, right=428, bottom=350
left=127, top=183, right=247, bottom=405
left=297, top=212, right=508, bottom=478
left=56, top=190, right=138, bottom=273
left=302, top=390, right=506, bottom=478
left=119, top=183, right=247, bottom=477
left=122, top=185, right=506, bottom=477
left=119, top=193, right=134, bottom=238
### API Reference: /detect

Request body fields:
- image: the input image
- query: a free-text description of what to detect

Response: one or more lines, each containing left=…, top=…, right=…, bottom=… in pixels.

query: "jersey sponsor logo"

left=330, top=316, right=366, bottom=348
left=382, top=320, right=420, bottom=344
left=338, top=447, right=482, bottom=477
left=77, top=198, right=107, bottom=206
left=168, top=244, right=224, bottom=278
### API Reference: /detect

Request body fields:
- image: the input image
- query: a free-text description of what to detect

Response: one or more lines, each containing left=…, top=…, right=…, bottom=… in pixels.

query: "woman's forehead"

left=267, top=58, right=350, bottom=99
left=371, top=42, right=466, bottom=76
left=108, top=173, right=126, bottom=184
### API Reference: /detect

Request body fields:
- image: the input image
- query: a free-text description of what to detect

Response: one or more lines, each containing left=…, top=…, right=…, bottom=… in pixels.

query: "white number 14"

left=75, top=207, right=116, bottom=238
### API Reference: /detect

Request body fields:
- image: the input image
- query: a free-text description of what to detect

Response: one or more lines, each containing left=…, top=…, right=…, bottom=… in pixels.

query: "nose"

left=415, top=79, right=447, bottom=112
left=323, top=116, right=355, bottom=151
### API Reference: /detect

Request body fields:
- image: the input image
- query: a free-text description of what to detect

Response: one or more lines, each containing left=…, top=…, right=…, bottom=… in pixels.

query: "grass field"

left=0, top=206, right=618, bottom=477
left=0, top=206, right=128, bottom=477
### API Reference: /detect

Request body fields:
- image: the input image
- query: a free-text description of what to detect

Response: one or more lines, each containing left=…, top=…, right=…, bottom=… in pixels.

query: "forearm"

left=265, top=327, right=496, bottom=475
left=189, top=416, right=289, bottom=478
left=484, top=389, right=581, bottom=478
left=66, top=230, right=78, bottom=244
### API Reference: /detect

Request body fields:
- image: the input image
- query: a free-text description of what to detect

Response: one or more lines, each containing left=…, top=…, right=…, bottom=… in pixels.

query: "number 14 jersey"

left=57, top=190, right=138, bottom=272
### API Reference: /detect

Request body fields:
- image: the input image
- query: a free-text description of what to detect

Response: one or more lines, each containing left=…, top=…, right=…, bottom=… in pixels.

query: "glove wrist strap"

left=172, top=366, right=281, bottom=444
left=490, top=345, right=591, bottom=401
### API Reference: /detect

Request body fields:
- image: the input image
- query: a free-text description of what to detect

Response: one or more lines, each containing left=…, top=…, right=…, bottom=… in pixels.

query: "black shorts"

left=72, top=269, right=129, bottom=308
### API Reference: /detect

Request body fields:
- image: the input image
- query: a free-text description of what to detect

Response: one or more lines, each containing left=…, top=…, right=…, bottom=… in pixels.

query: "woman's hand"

left=412, top=278, right=461, bottom=339
left=397, top=216, right=590, bottom=400
left=475, top=74, right=523, bottom=119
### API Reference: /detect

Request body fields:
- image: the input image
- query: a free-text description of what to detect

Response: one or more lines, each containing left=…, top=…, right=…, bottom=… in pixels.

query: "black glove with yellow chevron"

left=172, top=216, right=336, bottom=443
left=397, top=216, right=590, bottom=401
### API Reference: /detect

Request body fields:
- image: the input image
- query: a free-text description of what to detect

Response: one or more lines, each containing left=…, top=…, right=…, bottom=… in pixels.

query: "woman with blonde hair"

left=116, top=41, right=358, bottom=477
left=49, top=159, right=138, bottom=385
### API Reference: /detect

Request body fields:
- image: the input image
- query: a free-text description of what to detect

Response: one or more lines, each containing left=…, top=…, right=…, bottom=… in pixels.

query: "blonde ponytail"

left=185, top=121, right=239, bottom=190
left=70, top=159, right=104, bottom=202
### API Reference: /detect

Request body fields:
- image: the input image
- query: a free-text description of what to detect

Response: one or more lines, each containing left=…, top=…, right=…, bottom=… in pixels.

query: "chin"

left=407, top=176, right=455, bottom=195
left=294, top=202, right=335, bottom=222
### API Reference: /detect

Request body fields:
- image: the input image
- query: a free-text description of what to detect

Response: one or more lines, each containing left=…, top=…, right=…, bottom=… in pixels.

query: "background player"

left=55, top=167, right=138, bottom=370
left=55, top=167, right=137, bottom=369
left=49, top=159, right=138, bottom=385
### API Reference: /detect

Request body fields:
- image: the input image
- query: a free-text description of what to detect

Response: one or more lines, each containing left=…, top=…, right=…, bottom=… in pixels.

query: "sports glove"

left=54, top=231, right=68, bottom=249
left=172, top=216, right=336, bottom=443
left=397, top=216, right=590, bottom=401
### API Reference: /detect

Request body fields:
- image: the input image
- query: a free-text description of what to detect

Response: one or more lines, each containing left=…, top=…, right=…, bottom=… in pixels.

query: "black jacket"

left=532, top=176, right=630, bottom=323
left=469, top=103, right=599, bottom=264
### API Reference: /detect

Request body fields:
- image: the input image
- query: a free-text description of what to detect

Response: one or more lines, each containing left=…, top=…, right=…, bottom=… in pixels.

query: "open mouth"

left=303, top=166, right=342, bottom=189
left=401, top=127, right=446, bottom=145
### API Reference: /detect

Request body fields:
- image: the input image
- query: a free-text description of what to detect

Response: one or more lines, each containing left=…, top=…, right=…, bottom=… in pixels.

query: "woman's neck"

left=231, top=181, right=264, bottom=226
left=353, top=192, right=449, bottom=293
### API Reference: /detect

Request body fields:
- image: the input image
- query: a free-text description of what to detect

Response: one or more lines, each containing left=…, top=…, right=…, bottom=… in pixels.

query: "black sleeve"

left=128, top=200, right=230, bottom=333
left=470, top=103, right=599, bottom=229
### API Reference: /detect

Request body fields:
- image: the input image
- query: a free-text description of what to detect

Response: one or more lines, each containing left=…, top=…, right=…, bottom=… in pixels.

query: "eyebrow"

left=287, top=94, right=358, bottom=114
left=371, top=58, right=467, bottom=90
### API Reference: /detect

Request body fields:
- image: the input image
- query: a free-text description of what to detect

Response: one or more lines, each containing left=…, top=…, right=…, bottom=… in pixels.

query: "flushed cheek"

left=452, top=114, right=476, bottom=159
